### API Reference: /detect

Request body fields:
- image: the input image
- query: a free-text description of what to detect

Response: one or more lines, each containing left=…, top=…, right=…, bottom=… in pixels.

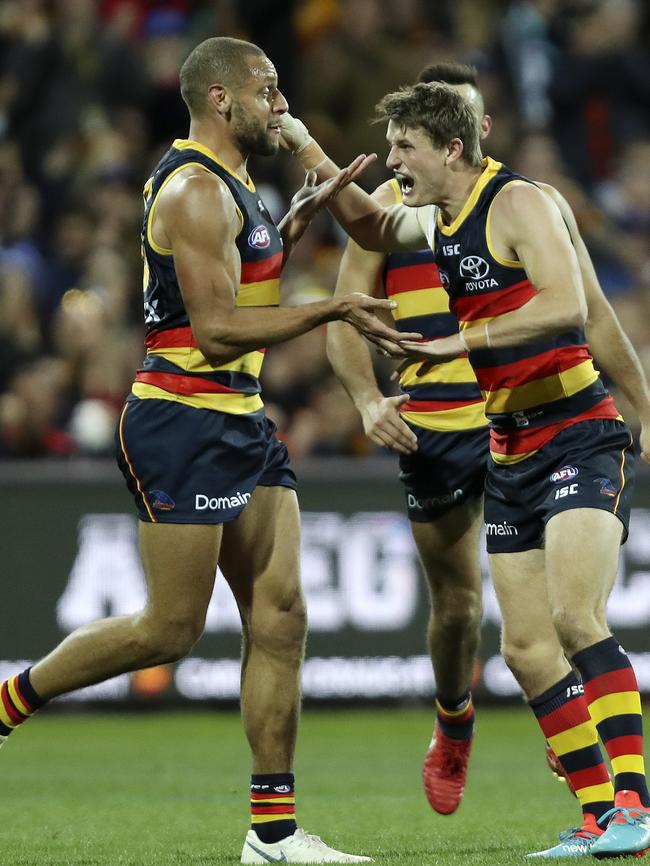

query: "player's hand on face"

left=340, top=293, right=422, bottom=356
left=279, top=112, right=312, bottom=153
left=361, top=395, right=418, bottom=454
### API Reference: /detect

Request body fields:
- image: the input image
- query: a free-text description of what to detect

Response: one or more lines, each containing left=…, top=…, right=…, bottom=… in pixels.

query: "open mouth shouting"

left=395, top=171, right=415, bottom=197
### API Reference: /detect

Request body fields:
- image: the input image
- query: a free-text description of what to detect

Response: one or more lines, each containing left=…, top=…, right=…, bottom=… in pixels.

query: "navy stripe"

left=529, top=671, right=580, bottom=717
left=558, top=744, right=607, bottom=775
left=404, top=381, right=484, bottom=402
left=470, top=329, right=587, bottom=370
left=596, top=714, right=644, bottom=742
left=17, top=669, right=43, bottom=709
left=488, top=379, right=610, bottom=431
left=140, top=355, right=261, bottom=395
left=397, top=312, right=458, bottom=340
left=386, top=249, right=436, bottom=269
left=615, top=772, right=647, bottom=792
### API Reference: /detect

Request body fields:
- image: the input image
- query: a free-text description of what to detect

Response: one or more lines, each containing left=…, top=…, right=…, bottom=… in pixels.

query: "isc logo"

left=442, top=243, right=460, bottom=255
left=248, top=225, right=271, bottom=248
left=555, top=483, right=578, bottom=500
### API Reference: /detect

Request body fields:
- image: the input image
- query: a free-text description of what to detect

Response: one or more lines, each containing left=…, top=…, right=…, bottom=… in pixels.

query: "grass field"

left=2, top=706, right=647, bottom=865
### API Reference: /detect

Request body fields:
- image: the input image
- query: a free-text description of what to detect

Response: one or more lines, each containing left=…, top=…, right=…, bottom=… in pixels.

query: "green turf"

left=1, top=706, right=646, bottom=864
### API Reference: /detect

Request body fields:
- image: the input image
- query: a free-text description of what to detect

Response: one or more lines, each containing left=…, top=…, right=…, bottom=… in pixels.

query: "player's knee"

left=550, top=606, right=604, bottom=657
left=248, top=587, right=307, bottom=659
left=501, top=636, right=559, bottom=686
left=135, top=612, right=205, bottom=664
left=429, top=582, right=482, bottom=633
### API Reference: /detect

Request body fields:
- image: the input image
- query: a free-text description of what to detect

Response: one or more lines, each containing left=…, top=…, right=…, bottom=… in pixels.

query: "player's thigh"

left=545, top=507, right=622, bottom=619
left=411, top=496, right=484, bottom=596
left=139, top=522, right=223, bottom=622
left=219, top=485, right=303, bottom=618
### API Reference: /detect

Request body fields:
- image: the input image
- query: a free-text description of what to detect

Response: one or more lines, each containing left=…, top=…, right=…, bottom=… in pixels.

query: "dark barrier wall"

left=2, top=459, right=650, bottom=703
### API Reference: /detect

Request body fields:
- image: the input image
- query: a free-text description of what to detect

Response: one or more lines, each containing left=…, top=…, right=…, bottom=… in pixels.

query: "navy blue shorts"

left=484, top=418, right=635, bottom=554
left=116, top=398, right=296, bottom=524
left=398, top=424, right=489, bottom=522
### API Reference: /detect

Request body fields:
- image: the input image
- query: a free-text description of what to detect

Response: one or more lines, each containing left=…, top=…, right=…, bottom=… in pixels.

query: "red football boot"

left=422, top=725, right=473, bottom=815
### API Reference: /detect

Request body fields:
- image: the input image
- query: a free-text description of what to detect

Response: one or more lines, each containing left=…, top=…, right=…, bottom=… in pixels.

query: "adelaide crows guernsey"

left=383, top=180, right=487, bottom=433
left=432, top=157, right=620, bottom=464
left=132, top=138, right=283, bottom=416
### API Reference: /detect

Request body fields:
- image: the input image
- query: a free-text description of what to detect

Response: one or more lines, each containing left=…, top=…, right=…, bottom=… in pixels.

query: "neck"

left=187, top=118, right=249, bottom=182
left=438, top=162, right=484, bottom=225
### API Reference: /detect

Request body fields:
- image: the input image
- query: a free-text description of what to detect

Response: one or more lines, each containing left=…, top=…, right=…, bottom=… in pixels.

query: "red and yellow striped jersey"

left=432, top=157, right=620, bottom=463
left=384, top=179, right=487, bottom=433
left=133, top=139, right=283, bottom=416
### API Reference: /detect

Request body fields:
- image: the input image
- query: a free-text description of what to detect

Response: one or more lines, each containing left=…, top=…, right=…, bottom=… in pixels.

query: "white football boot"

left=241, top=828, right=373, bottom=863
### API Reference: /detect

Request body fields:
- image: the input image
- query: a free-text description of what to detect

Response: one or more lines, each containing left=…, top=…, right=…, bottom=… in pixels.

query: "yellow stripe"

left=131, top=383, right=263, bottom=414
left=147, top=347, right=264, bottom=377
left=237, top=278, right=280, bottom=307
left=251, top=798, right=295, bottom=805
left=251, top=814, right=295, bottom=824
left=400, top=355, right=478, bottom=387
left=402, top=402, right=488, bottom=432
left=490, top=449, right=538, bottom=465
left=146, top=162, right=244, bottom=255
left=7, top=678, right=29, bottom=716
left=0, top=702, right=17, bottom=729
left=547, top=721, right=599, bottom=756
left=387, top=177, right=402, bottom=204
left=613, top=433, right=632, bottom=515
left=484, top=360, right=599, bottom=414
left=435, top=698, right=472, bottom=718
left=437, top=157, right=502, bottom=237
left=118, top=404, right=156, bottom=521
left=577, top=782, right=616, bottom=805
left=172, top=139, right=256, bottom=191
left=611, top=754, right=646, bottom=776
left=485, top=180, right=527, bottom=268
left=392, top=286, right=450, bottom=320
left=588, top=691, right=642, bottom=726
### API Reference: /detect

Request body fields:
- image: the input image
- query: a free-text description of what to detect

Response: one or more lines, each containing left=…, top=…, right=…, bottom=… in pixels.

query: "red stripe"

left=251, top=792, right=295, bottom=801
left=145, top=326, right=196, bottom=350
left=603, top=735, right=644, bottom=759
left=240, top=251, right=283, bottom=283
left=489, top=397, right=619, bottom=456
left=538, top=700, right=592, bottom=740
left=1, top=682, right=25, bottom=725
left=584, top=668, right=639, bottom=703
left=251, top=805, right=295, bottom=815
left=135, top=371, right=237, bottom=395
left=385, top=262, right=443, bottom=295
left=401, top=398, right=483, bottom=413
left=452, top=279, right=536, bottom=322
left=570, top=764, right=613, bottom=792
left=474, top=345, right=591, bottom=392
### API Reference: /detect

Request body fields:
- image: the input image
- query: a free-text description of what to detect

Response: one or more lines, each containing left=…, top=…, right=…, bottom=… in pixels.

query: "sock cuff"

left=17, top=668, right=45, bottom=710
left=572, top=636, right=629, bottom=680
left=529, top=671, right=581, bottom=717
left=251, top=773, right=295, bottom=790
left=436, top=690, right=472, bottom=714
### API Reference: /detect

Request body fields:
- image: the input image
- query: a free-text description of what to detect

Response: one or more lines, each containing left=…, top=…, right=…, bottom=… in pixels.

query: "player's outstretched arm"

left=327, top=181, right=418, bottom=455
left=280, top=112, right=427, bottom=253
left=400, top=182, right=588, bottom=365
left=158, top=169, right=410, bottom=364
left=541, top=183, right=650, bottom=463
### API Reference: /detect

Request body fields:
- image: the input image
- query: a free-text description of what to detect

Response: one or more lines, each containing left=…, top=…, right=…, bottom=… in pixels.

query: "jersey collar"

left=172, top=139, right=256, bottom=192
left=436, top=156, right=502, bottom=236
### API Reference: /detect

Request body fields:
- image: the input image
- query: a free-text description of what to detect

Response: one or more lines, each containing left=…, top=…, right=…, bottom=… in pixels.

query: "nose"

left=274, top=89, right=289, bottom=114
left=386, top=146, right=400, bottom=171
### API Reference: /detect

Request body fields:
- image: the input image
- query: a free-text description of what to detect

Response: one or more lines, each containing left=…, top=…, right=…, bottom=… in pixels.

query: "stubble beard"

left=232, top=105, right=278, bottom=157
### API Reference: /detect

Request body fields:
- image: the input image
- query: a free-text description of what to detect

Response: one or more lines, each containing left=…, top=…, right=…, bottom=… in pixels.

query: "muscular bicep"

left=494, top=183, right=586, bottom=317
left=161, top=172, right=242, bottom=337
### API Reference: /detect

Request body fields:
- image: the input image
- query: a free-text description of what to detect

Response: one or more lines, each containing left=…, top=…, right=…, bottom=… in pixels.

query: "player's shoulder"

left=161, top=166, right=237, bottom=225
left=493, top=178, right=556, bottom=220
left=372, top=178, right=402, bottom=207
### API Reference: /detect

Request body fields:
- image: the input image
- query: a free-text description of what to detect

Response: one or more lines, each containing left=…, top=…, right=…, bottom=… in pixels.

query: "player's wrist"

left=296, top=140, right=328, bottom=171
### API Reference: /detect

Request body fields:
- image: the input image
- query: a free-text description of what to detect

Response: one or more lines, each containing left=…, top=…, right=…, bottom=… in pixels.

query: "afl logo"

left=550, top=466, right=579, bottom=484
left=439, top=269, right=450, bottom=289
left=459, top=255, right=490, bottom=280
left=248, top=225, right=271, bottom=248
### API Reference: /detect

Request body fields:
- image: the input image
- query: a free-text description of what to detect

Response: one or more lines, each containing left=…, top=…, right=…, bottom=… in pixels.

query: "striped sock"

left=250, top=773, right=297, bottom=843
left=436, top=691, right=475, bottom=740
left=0, top=668, right=45, bottom=738
left=573, top=636, right=650, bottom=807
left=530, top=671, right=613, bottom=822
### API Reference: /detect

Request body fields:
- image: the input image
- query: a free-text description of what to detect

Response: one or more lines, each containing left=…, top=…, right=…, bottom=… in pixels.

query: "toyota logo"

left=459, top=255, right=490, bottom=280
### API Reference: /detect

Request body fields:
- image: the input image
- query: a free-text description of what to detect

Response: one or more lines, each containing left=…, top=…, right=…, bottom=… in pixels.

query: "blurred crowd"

left=1, top=0, right=649, bottom=460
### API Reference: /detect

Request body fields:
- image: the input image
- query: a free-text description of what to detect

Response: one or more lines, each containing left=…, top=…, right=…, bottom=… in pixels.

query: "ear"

left=207, top=83, right=232, bottom=118
left=445, top=137, right=464, bottom=165
left=480, top=114, right=493, bottom=140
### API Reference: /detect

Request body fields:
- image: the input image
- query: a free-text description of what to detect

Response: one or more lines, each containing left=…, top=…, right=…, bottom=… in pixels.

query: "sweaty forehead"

left=386, top=120, right=427, bottom=145
left=248, top=55, right=277, bottom=84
